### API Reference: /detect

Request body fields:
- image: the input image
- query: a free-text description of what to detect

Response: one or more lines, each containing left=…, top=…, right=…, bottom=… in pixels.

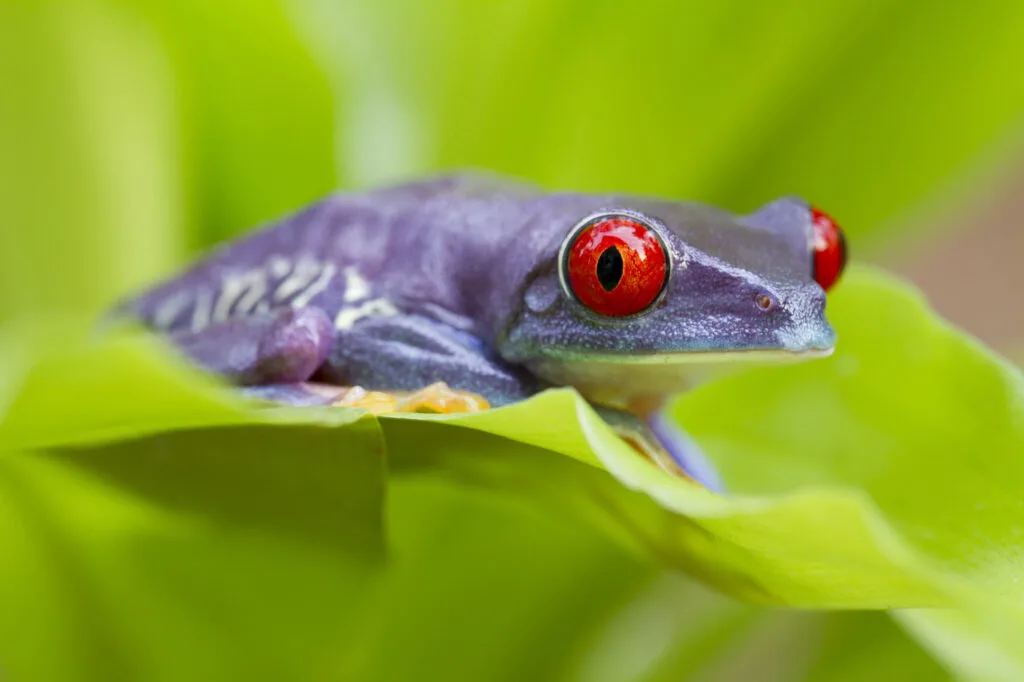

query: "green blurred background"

left=1, top=0, right=1022, bottom=679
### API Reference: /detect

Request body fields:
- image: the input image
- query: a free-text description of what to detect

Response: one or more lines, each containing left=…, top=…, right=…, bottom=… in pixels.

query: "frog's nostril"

left=754, top=292, right=779, bottom=312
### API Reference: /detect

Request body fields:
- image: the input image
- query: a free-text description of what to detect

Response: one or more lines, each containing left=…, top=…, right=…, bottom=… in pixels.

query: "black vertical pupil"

left=596, top=246, right=624, bottom=292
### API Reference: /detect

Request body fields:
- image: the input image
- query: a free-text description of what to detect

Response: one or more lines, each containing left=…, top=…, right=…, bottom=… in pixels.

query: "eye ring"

left=557, top=211, right=671, bottom=319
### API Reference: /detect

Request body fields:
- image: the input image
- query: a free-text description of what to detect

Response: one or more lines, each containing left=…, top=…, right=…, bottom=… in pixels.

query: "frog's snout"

left=773, top=283, right=836, bottom=352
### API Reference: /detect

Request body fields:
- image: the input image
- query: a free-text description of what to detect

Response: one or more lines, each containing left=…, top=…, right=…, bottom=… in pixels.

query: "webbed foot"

left=244, top=381, right=490, bottom=415
left=330, top=382, right=490, bottom=414
left=595, top=405, right=724, bottom=492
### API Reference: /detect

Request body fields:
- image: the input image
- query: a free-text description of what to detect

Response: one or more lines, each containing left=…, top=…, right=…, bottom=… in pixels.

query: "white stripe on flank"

left=291, top=263, right=337, bottom=308
left=334, top=298, right=398, bottom=330
left=153, top=290, right=191, bottom=329
left=342, top=266, right=371, bottom=303
left=191, top=288, right=212, bottom=332
left=274, top=257, right=322, bottom=302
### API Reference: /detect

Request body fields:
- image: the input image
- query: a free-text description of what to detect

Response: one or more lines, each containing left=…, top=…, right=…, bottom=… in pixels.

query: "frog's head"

left=497, top=195, right=847, bottom=405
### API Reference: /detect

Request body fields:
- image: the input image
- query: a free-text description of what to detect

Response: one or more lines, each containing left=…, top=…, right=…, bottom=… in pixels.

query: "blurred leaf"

left=128, top=0, right=339, bottom=247
left=571, top=574, right=759, bottom=682
left=565, top=572, right=949, bottom=682
left=0, top=363, right=649, bottom=682
left=0, top=435, right=950, bottom=682
left=0, top=319, right=385, bottom=554
left=2, top=0, right=1020, bottom=678
left=896, top=608, right=1024, bottom=682
left=325, top=474, right=650, bottom=682
left=379, top=404, right=953, bottom=608
left=0, top=268, right=1015, bottom=678
left=0, top=449, right=381, bottom=682
left=0, top=1, right=184, bottom=320
left=6, top=267, right=1021, bottom=611
left=667, top=610, right=950, bottom=682
left=297, top=0, right=1024, bottom=249
left=801, top=612, right=951, bottom=682
left=0, top=0, right=337, bottom=323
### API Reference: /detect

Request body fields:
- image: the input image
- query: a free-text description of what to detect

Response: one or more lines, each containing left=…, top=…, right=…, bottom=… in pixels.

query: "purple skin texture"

left=169, top=307, right=334, bottom=384
left=112, top=174, right=839, bottom=491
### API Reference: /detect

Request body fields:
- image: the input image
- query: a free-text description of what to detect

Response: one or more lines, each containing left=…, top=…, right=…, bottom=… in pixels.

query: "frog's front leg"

left=595, top=406, right=724, bottom=492
left=317, top=313, right=540, bottom=408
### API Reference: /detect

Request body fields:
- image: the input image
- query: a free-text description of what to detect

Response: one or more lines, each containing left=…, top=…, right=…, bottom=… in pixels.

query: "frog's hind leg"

left=163, top=306, right=492, bottom=415
left=168, top=306, right=334, bottom=385
left=596, top=406, right=724, bottom=492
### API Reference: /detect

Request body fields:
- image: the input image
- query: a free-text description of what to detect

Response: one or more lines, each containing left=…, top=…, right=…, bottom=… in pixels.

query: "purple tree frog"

left=112, top=174, right=847, bottom=491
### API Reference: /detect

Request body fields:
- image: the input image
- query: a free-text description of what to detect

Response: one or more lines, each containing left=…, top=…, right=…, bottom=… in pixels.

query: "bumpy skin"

left=114, top=174, right=837, bottom=490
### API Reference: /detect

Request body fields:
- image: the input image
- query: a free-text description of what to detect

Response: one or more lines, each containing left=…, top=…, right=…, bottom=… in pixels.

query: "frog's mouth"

left=555, top=347, right=834, bottom=364
left=528, top=346, right=834, bottom=404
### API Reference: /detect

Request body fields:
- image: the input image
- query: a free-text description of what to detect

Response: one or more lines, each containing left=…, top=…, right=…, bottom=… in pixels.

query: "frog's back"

left=116, top=174, right=543, bottom=334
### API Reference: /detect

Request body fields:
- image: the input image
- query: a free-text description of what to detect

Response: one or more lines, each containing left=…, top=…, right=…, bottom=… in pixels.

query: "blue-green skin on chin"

left=113, top=174, right=839, bottom=491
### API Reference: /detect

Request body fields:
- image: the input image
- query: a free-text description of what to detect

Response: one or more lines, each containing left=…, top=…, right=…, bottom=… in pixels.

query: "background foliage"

left=1, top=0, right=1023, bottom=680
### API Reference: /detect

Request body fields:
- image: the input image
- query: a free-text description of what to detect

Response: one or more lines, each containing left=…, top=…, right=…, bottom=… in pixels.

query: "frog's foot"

left=326, top=382, right=490, bottom=415
left=610, top=419, right=699, bottom=485
left=645, top=412, right=723, bottom=492
left=241, top=381, right=490, bottom=415
left=394, top=382, right=490, bottom=414
left=594, top=405, right=724, bottom=492
left=620, top=433, right=693, bottom=482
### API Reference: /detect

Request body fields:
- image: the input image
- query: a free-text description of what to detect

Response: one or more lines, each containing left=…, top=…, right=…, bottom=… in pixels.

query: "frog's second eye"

left=811, top=207, right=847, bottom=291
left=563, top=215, right=668, bottom=317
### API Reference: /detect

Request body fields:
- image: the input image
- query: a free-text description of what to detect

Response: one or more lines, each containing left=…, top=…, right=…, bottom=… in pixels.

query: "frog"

left=111, top=173, right=847, bottom=492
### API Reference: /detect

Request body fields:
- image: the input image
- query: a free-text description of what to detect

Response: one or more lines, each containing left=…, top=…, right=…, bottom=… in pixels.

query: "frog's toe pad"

left=327, top=382, right=490, bottom=415
left=324, top=386, right=400, bottom=414
left=396, top=382, right=490, bottom=414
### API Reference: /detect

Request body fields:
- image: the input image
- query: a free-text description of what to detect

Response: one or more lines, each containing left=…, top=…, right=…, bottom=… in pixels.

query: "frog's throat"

left=537, top=347, right=834, bottom=365
left=527, top=347, right=834, bottom=406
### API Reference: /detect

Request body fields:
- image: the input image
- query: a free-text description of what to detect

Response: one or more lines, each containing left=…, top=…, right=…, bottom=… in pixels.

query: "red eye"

left=564, top=215, right=668, bottom=317
left=811, top=207, right=847, bottom=291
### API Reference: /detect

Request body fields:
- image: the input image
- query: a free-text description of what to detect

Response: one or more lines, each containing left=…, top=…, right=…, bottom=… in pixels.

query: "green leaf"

left=0, top=438, right=950, bottom=682
left=2, top=264, right=1017, bottom=675
left=324, top=474, right=652, bottom=682
left=379, top=398, right=954, bottom=608
left=127, top=0, right=339, bottom=247
left=568, top=572, right=951, bottom=682
left=675, top=267, right=1024, bottom=602
left=0, top=449, right=382, bottom=682
left=0, top=1, right=185, bottom=320
left=895, top=608, right=1024, bottom=682
left=5, top=266, right=1020, bottom=614
left=0, top=0, right=337, bottom=324
left=370, top=270, right=1022, bottom=611
left=0, top=357, right=649, bottom=682
left=0, top=319, right=385, bottom=557
left=802, top=612, right=952, bottom=682
left=297, top=0, right=1024, bottom=248
left=4, top=0, right=1020, bottom=677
